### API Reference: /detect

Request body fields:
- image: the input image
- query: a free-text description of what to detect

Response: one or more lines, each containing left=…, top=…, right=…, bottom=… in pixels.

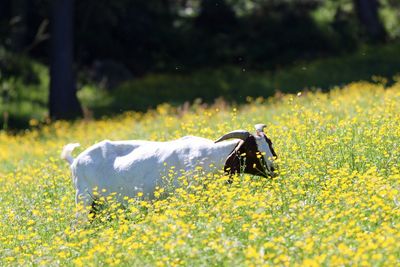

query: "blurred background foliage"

left=0, top=0, right=400, bottom=129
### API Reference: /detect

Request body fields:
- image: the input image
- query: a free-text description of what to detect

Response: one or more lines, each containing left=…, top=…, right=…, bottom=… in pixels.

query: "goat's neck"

left=213, top=139, right=240, bottom=168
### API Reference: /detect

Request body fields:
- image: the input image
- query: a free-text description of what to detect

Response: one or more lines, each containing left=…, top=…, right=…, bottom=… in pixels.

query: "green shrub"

left=0, top=49, right=48, bottom=129
left=97, top=43, right=400, bottom=115
left=105, top=67, right=275, bottom=114
left=273, top=44, right=400, bottom=91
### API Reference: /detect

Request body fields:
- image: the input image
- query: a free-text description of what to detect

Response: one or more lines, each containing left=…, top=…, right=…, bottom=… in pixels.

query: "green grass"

left=0, top=80, right=399, bottom=266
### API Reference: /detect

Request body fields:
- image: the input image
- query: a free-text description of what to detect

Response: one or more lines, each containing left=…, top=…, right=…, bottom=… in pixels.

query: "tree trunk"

left=354, top=0, right=387, bottom=42
left=49, top=0, right=82, bottom=120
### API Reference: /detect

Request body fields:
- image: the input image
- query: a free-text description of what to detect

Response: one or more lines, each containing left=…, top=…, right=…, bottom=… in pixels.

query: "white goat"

left=62, top=124, right=276, bottom=217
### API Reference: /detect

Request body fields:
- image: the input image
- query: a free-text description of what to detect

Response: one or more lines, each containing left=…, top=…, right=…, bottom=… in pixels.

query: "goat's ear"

left=224, top=140, right=245, bottom=176
left=224, top=150, right=240, bottom=176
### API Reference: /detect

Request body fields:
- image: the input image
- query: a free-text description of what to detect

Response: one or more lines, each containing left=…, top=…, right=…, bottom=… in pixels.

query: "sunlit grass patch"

left=0, top=81, right=400, bottom=266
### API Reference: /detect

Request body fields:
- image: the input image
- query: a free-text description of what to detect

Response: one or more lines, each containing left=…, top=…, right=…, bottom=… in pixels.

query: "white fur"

left=61, top=143, right=81, bottom=164
left=62, top=137, right=239, bottom=215
left=255, top=132, right=275, bottom=170
left=62, top=128, right=276, bottom=219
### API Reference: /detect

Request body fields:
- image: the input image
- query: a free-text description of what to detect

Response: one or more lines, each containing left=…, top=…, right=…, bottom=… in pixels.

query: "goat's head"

left=215, top=124, right=277, bottom=178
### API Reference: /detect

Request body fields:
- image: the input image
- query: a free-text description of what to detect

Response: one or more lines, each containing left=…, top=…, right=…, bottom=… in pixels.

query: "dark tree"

left=196, top=0, right=237, bottom=34
left=9, top=0, right=28, bottom=52
left=354, top=0, right=387, bottom=42
left=49, top=0, right=82, bottom=120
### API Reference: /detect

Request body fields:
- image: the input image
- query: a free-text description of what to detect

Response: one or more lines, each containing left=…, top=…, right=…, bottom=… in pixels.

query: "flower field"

left=1, top=81, right=400, bottom=266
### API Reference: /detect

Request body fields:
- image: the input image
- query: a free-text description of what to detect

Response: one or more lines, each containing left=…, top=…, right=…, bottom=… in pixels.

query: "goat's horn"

left=255, top=124, right=266, bottom=132
left=215, top=130, right=250, bottom=143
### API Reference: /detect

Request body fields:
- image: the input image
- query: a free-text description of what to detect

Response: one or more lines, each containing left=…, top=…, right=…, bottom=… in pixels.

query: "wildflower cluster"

left=0, top=81, right=399, bottom=266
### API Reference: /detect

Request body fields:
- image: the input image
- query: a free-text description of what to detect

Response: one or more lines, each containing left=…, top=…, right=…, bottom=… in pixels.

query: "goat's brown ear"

left=224, top=140, right=244, bottom=177
left=224, top=150, right=240, bottom=176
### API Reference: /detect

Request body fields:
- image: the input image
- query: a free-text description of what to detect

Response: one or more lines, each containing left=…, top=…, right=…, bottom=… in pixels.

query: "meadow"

left=0, top=80, right=400, bottom=266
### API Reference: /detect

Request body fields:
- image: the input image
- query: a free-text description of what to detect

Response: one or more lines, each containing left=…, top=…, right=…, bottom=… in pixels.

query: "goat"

left=61, top=124, right=277, bottom=218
